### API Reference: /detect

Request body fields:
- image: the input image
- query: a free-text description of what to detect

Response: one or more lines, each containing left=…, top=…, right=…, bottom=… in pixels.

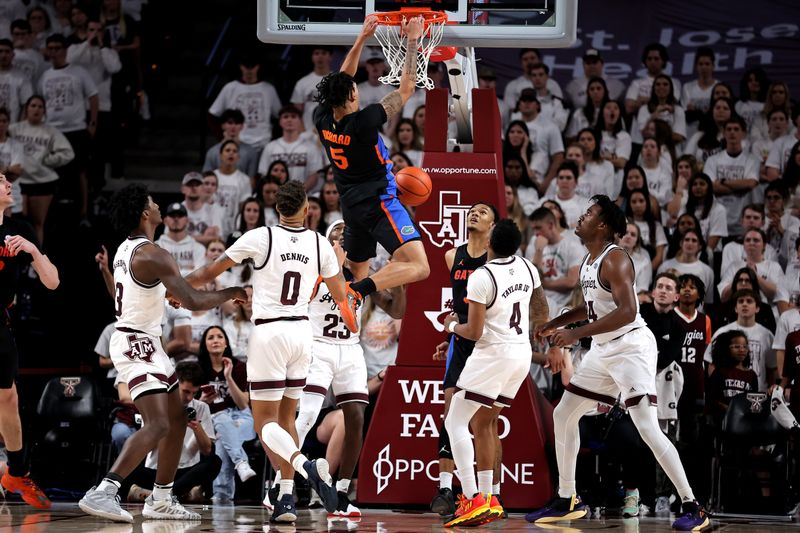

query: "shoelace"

left=624, top=495, right=638, bottom=508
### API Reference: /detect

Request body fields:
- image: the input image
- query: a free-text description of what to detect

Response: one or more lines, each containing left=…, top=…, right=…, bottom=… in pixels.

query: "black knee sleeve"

left=438, top=421, right=453, bottom=460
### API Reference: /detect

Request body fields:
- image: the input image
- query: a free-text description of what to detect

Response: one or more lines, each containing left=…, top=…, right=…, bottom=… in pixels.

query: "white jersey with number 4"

left=113, top=236, right=166, bottom=337
left=579, top=243, right=647, bottom=344
left=309, top=277, right=361, bottom=345
left=467, top=255, right=540, bottom=350
left=225, top=225, right=339, bottom=320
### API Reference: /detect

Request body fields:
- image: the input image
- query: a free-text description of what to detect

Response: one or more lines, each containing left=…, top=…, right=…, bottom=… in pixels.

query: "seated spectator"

left=389, top=152, right=412, bottom=176
left=781, top=141, right=800, bottom=195
left=616, top=164, right=660, bottom=221
left=658, top=229, right=714, bottom=305
left=764, top=181, right=800, bottom=265
left=502, top=48, right=563, bottom=114
left=264, top=159, right=290, bottom=186
left=705, top=330, right=760, bottom=425
left=620, top=221, right=653, bottom=293
left=683, top=97, right=736, bottom=165
left=666, top=213, right=708, bottom=264
left=765, top=107, right=800, bottom=182
left=389, top=118, right=422, bottom=167
left=681, top=47, right=718, bottom=134
left=719, top=228, right=788, bottom=317
left=196, top=326, right=256, bottom=503
left=94, top=320, right=118, bottom=394
left=639, top=137, right=673, bottom=208
left=525, top=207, right=583, bottom=312
left=256, top=174, right=280, bottom=226
left=575, top=128, right=615, bottom=198
left=664, top=156, right=698, bottom=230
left=9, top=95, right=74, bottom=245
left=320, top=180, right=341, bottom=224
left=735, top=67, right=769, bottom=134
left=504, top=153, right=539, bottom=215
left=182, top=171, right=225, bottom=246
left=750, top=81, right=793, bottom=143
left=127, top=362, right=220, bottom=504
left=564, top=48, right=625, bottom=108
left=510, top=90, right=564, bottom=192
left=626, top=187, right=667, bottom=271
left=625, top=43, right=681, bottom=119
left=0, top=39, right=33, bottom=123
left=110, top=380, right=138, bottom=455
left=597, top=100, right=631, bottom=198
left=721, top=204, right=779, bottom=265
left=156, top=203, right=206, bottom=275
left=670, top=172, right=727, bottom=252
left=565, top=77, right=608, bottom=141
left=717, top=267, right=776, bottom=333
left=528, top=63, right=567, bottom=132
left=305, top=195, right=327, bottom=235
left=635, top=74, right=687, bottom=145
left=228, top=198, right=265, bottom=247
left=27, top=7, right=51, bottom=53
left=215, top=140, right=253, bottom=236
left=204, top=238, right=235, bottom=290
left=10, top=20, right=44, bottom=87
left=222, top=286, right=252, bottom=362
left=784, top=238, right=800, bottom=301
left=208, top=52, right=281, bottom=154
left=505, top=184, right=528, bottom=245
left=203, top=109, right=259, bottom=177
left=538, top=160, right=588, bottom=228
left=257, top=106, right=324, bottom=193
left=502, top=119, right=538, bottom=185
left=752, top=109, right=789, bottom=182
left=706, top=289, right=777, bottom=392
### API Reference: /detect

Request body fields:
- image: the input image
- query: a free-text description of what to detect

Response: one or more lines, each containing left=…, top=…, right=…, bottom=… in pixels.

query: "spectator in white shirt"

left=627, top=187, right=667, bottom=271
left=763, top=181, right=800, bottom=265
left=640, top=137, right=673, bottom=208
left=509, top=88, right=564, bottom=193
left=291, top=46, right=332, bottom=133
left=214, top=140, right=252, bottom=236
left=565, top=76, right=608, bottom=141
left=706, top=117, right=760, bottom=236
left=596, top=100, right=631, bottom=197
left=616, top=164, right=660, bottom=220
left=675, top=171, right=728, bottom=252
left=255, top=174, right=279, bottom=227
left=208, top=52, right=281, bottom=153
left=10, top=20, right=44, bottom=87
left=683, top=96, right=735, bottom=164
left=658, top=229, right=714, bottom=304
left=182, top=172, right=225, bottom=246
left=563, top=48, right=625, bottom=109
left=257, top=106, right=325, bottom=193
left=503, top=48, right=562, bottom=114
left=390, top=118, right=423, bottom=167
left=621, top=221, right=653, bottom=293
left=750, top=82, right=793, bottom=143
left=635, top=74, right=687, bottom=144
left=0, top=38, right=32, bottom=122
left=203, top=109, right=258, bottom=177
left=477, top=65, right=509, bottom=132
left=735, top=67, right=769, bottom=134
left=529, top=63, right=567, bottom=132
left=356, top=47, right=392, bottom=107
left=765, top=106, right=800, bottom=182
left=156, top=202, right=207, bottom=276
left=575, top=128, right=615, bottom=198
left=540, top=160, right=589, bottom=228
left=681, top=47, right=718, bottom=135
left=625, top=43, right=681, bottom=120
left=503, top=153, right=538, bottom=216
left=721, top=204, right=778, bottom=266
left=752, top=108, right=789, bottom=182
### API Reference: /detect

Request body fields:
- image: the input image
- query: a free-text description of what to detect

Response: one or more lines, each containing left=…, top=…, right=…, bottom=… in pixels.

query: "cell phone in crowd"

left=185, top=406, right=197, bottom=421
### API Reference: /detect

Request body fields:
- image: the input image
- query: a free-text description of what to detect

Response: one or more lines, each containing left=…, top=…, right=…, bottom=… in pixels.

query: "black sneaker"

left=525, top=494, right=588, bottom=523
left=430, top=487, right=456, bottom=515
left=332, top=491, right=361, bottom=517
left=672, top=500, right=710, bottom=531
left=271, top=493, right=297, bottom=523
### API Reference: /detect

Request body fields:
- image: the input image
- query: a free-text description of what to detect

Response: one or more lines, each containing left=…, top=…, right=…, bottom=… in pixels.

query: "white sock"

left=278, top=479, right=294, bottom=498
left=336, top=479, right=350, bottom=493
left=444, top=394, right=481, bottom=498
left=296, top=392, right=325, bottom=448
left=152, top=482, right=173, bottom=502
left=477, top=470, right=492, bottom=495
left=98, top=479, right=120, bottom=493
left=492, top=483, right=500, bottom=496
left=553, top=391, right=599, bottom=499
left=628, top=404, right=695, bottom=502
left=439, top=472, right=453, bottom=490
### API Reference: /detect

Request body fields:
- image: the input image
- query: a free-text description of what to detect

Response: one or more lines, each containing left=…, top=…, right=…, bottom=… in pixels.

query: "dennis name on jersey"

left=280, top=252, right=309, bottom=264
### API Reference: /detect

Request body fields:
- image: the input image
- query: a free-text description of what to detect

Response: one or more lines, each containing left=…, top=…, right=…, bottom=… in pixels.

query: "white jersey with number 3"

left=579, top=243, right=647, bottom=344
left=225, top=225, right=340, bottom=320
left=467, top=255, right=540, bottom=350
left=309, top=278, right=361, bottom=345
left=113, top=236, right=166, bottom=337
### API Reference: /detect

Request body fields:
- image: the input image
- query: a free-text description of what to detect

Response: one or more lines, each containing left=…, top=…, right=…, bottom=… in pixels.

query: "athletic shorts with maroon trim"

left=341, top=194, right=421, bottom=263
left=455, top=343, right=530, bottom=408
left=109, top=329, right=177, bottom=401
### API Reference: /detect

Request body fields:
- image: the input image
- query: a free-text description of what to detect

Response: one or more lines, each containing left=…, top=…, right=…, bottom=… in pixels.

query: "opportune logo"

left=418, top=191, right=470, bottom=248
left=372, top=444, right=438, bottom=495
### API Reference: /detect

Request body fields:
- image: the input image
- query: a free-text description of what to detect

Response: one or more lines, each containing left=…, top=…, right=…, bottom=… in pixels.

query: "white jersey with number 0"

left=579, top=243, right=647, bottom=344
left=225, top=225, right=340, bottom=320
left=113, top=236, right=166, bottom=337
left=467, top=255, right=540, bottom=349
left=309, top=278, right=361, bottom=345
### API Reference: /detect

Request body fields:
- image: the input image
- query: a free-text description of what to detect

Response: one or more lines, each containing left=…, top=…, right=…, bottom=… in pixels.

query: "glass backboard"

left=257, top=0, right=577, bottom=48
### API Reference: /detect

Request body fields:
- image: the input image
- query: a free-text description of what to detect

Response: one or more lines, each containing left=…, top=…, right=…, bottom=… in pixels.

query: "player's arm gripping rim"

left=549, top=248, right=637, bottom=348
left=380, top=15, right=423, bottom=118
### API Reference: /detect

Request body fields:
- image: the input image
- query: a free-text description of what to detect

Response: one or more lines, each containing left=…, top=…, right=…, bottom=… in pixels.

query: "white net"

left=374, top=13, right=446, bottom=90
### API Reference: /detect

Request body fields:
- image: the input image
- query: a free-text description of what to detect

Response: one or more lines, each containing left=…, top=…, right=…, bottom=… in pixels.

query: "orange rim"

left=430, top=46, right=457, bottom=62
left=372, top=8, right=448, bottom=27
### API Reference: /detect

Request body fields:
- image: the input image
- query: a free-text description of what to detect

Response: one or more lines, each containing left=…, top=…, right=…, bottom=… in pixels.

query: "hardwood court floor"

left=0, top=502, right=797, bottom=532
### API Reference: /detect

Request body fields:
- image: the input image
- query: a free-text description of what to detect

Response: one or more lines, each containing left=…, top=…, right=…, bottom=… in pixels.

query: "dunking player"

left=442, top=219, right=549, bottom=527
left=314, top=15, right=430, bottom=306
left=79, top=184, right=246, bottom=522
left=0, top=174, right=58, bottom=509
left=430, top=202, right=498, bottom=516
left=525, top=195, right=709, bottom=531
left=186, top=181, right=354, bottom=522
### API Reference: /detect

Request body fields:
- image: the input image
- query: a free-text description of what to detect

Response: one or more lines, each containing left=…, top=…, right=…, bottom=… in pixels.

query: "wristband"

left=447, top=321, right=457, bottom=334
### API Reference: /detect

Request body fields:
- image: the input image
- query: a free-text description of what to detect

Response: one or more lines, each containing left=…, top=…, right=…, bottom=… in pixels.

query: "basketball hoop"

left=373, top=8, right=450, bottom=90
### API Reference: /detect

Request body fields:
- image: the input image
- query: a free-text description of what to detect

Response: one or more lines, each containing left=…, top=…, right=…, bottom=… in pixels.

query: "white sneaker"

left=654, top=496, right=671, bottom=514
left=79, top=485, right=134, bottom=523
left=143, top=494, right=201, bottom=520
left=236, top=461, right=257, bottom=482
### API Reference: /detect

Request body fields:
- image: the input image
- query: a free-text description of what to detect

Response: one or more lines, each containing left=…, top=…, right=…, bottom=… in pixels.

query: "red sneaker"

left=1, top=473, right=51, bottom=509
left=443, top=493, right=491, bottom=527
left=337, top=283, right=362, bottom=334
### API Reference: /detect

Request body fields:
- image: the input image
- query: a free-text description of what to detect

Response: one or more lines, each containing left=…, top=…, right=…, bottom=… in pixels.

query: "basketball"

left=395, top=166, right=432, bottom=207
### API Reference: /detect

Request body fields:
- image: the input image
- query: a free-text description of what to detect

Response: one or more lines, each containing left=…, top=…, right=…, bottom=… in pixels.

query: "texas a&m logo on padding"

left=122, top=333, right=156, bottom=362
left=418, top=191, right=470, bottom=248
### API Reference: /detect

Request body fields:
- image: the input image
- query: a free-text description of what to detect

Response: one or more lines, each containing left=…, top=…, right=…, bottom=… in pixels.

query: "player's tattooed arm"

left=380, top=91, right=404, bottom=119
left=529, top=285, right=550, bottom=331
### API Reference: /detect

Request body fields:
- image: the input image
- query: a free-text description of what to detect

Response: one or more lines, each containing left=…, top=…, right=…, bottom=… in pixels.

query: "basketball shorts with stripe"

left=341, top=195, right=421, bottom=263
left=248, top=320, right=312, bottom=402
left=109, top=329, right=176, bottom=400
left=304, top=341, right=369, bottom=405
left=455, top=343, right=531, bottom=408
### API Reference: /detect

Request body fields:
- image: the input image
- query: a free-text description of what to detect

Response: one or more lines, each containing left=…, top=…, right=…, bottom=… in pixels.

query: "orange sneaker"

left=1, top=473, right=51, bottom=509
left=467, top=494, right=504, bottom=526
left=337, top=283, right=362, bottom=334
left=443, top=493, right=491, bottom=527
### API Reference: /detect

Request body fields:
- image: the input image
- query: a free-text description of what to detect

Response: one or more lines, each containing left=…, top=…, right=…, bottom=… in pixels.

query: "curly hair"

left=489, top=219, right=522, bottom=258
left=276, top=180, right=307, bottom=217
left=315, top=72, right=355, bottom=108
left=593, top=194, right=627, bottom=240
left=109, top=183, right=150, bottom=234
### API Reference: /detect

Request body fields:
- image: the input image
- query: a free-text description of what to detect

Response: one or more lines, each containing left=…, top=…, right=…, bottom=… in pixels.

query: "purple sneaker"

left=672, top=500, right=710, bottom=531
left=525, top=494, right=588, bottom=523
